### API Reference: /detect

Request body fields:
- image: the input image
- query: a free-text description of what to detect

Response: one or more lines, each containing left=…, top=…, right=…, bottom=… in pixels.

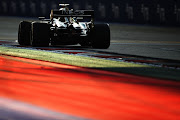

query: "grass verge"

left=0, top=46, right=180, bottom=80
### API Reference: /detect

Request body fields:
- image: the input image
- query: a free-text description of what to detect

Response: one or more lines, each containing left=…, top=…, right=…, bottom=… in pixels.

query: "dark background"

left=0, top=0, right=180, bottom=26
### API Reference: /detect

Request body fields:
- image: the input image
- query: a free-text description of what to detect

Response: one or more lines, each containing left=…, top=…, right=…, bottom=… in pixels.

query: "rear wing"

left=51, top=10, right=94, bottom=18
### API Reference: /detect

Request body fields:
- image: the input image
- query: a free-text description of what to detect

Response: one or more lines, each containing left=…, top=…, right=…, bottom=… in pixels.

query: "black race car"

left=18, top=4, right=110, bottom=49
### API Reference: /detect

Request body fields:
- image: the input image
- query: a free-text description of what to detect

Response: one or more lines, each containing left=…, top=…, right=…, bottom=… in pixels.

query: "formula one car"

left=18, top=4, right=110, bottom=49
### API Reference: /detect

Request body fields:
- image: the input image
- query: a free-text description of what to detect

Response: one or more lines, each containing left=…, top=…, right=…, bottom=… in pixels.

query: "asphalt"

left=0, top=16, right=180, bottom=60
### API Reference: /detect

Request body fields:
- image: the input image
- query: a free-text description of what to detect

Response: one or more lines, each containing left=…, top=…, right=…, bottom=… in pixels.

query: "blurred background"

left=0, top=0, right=180, bottom=26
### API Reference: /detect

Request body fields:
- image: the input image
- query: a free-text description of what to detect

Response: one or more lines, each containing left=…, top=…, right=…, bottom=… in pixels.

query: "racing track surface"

left=0, top=55, right=180, bottom=120
left=0, top=17, right=180, bottom=61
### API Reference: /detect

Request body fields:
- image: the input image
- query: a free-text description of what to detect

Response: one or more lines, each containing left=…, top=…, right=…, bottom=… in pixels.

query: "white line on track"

left=0, top=97, right=89, bottom=120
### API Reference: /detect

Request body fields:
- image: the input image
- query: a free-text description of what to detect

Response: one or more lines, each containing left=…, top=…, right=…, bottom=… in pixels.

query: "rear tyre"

left=31, top=22, right=50, bottom=47
left=18, top=21, right=31, bottom=45
left=79, top=37, right=91, bottom=47
left=91, top=24, right=110, bottom=49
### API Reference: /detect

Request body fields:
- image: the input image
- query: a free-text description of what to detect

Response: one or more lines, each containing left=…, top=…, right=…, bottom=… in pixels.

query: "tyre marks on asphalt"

left=0, top=55, right=180, bottom=120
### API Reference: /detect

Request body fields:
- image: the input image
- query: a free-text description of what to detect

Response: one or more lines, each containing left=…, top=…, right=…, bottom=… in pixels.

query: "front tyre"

left=31, top=22, right=50, bottom=47
left=91, top=24, right=110, bottom=49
